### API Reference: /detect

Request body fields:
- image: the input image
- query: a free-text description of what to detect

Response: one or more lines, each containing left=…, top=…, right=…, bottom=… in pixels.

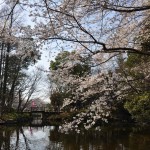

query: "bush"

left=1, top=112, right=30, bottom=121
left=124, top=92, right=150, bottom=123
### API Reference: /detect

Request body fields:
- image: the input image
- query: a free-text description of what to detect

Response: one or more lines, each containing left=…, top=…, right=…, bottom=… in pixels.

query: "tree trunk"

left=1, top=43, right=10, bottom=113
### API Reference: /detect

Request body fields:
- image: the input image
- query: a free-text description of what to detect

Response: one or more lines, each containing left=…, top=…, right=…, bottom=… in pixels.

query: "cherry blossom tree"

left=48, top=50, right=128, bottom=132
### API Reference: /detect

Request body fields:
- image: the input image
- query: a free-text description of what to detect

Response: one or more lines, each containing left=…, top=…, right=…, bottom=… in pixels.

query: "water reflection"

left=0, top=126, right=49, bottom=150
left=0, top=125, right=150, bottom=150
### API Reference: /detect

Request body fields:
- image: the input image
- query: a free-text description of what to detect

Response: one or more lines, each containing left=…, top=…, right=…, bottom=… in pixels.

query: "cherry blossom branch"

left=44, top=37, right=150, bottom=56
left=103, top=5, right=150, bottom=12
left=91, top=54, right=119, bottom=67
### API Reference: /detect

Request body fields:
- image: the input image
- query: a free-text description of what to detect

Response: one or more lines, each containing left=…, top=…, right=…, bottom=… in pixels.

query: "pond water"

left=0, top=124, right=150, bottom=150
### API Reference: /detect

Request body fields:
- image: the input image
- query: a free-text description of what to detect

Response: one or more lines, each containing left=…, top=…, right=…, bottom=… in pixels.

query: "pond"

left=0, top=124, right=150, bottom=150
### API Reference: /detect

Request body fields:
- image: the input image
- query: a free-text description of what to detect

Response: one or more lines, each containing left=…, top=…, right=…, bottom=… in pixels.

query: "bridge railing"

left=31, top=107, right=48, bottom=112
left=23, top=107, right=61, bottom=113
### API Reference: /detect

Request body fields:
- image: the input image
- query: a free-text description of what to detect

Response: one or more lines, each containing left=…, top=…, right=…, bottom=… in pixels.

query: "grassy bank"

left=0, top=113, right=32, bottom=124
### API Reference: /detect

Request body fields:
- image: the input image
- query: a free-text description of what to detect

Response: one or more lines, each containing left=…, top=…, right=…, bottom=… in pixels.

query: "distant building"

left=12, top=98, right=48, bottom=111
left=26, top=98, right=47, bottom=109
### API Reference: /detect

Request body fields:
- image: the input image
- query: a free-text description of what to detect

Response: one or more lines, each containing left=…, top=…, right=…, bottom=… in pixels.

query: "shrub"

left=124, top=92, right=150, bottom=123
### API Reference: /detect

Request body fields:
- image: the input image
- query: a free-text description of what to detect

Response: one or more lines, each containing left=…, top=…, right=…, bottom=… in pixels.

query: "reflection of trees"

left=47, top=126, right=62, bottom=150
left=49, top=126, right=60, bottom=142
left=128, top=127, right=150, bottom=150
left=15, top=129, right=19, bottom=150
left=14, top=127, right=31, bottom=150
left=0, top=126, right=150, bottom=150
left=20, top=128, right=31, bottom=150
left=0, top=127, right=15, bottom=150
left=48, top=126, right=150, bottom=150
left=48, top=127, right=128, bottom=150
left=0, top=126, right=31, bottom=150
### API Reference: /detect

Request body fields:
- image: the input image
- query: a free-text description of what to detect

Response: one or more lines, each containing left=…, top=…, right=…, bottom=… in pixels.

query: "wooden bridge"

left=24, top=107, right=49, bottom=112
left=23, top=107, right=62, bottom=124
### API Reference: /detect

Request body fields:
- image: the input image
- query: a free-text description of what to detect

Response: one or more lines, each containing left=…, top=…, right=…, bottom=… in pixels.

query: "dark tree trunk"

left=1, top=43, right=10, bottom=113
